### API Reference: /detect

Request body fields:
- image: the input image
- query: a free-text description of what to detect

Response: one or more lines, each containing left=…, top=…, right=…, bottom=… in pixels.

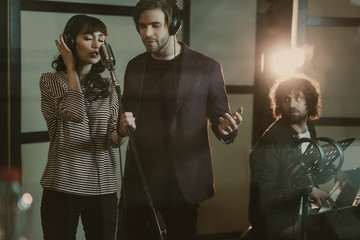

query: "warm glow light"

left=271, top=48, right=305, bottom=76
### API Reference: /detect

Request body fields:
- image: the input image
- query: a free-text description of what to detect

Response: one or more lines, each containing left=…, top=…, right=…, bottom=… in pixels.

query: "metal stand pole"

left=301, top=194, right=310, bottom=240
left=109, top=68, right=165, bottom=240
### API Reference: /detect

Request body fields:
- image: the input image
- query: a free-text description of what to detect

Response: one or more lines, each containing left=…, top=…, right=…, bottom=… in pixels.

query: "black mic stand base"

left=301, top=194, right=310, bottom=240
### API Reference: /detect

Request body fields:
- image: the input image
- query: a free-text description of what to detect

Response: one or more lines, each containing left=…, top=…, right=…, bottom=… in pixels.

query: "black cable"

left=86, top=93, right=102, bottom=196
left=116, top=103, right=126, bottom=240
left=173, top=34, right=177, bottom=86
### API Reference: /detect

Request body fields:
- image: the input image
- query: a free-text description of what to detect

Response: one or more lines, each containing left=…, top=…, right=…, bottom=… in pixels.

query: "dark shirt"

left=136, top=54, right=183, bottom=204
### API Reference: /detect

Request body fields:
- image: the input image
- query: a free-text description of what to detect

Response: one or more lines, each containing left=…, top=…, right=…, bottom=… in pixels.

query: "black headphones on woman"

left=62, top=15, right=80, bottom=52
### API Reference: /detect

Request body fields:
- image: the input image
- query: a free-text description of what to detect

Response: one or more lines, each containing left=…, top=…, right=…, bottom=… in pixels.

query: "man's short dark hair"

left=269, top=74, right=322, bottom=120
left=132, top=0, right=176, bottom=32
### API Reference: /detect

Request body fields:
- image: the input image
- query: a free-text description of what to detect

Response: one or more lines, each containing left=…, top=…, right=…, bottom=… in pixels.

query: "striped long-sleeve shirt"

left=40, top=71, right=120, bottom=196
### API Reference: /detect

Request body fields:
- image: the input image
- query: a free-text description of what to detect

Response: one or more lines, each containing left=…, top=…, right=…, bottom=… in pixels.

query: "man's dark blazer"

left=122, top=42, right=237, bottom=205
left=248, top=117, right=317, bottom=238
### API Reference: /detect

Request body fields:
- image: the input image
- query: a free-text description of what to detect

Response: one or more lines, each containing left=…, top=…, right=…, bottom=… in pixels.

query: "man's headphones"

left=136, top=0, right=181, bottom=36
left=167, top=0, right=181, bottom=36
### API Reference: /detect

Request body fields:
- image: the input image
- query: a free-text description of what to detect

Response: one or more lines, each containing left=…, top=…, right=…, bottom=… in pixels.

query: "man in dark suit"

left=118, top=0, right=243, bottom=239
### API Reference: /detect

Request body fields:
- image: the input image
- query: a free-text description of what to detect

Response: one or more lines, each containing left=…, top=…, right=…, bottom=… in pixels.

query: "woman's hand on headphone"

left=55, top=34, right=76, bottom=71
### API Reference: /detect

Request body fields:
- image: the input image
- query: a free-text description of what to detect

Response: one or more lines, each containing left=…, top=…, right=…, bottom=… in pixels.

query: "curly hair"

left=269, top=75, right=322, bottom=120
left=52, top=14, right=109, bottom=100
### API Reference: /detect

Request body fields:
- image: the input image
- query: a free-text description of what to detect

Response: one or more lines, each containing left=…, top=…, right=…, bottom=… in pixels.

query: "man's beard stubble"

left=144, top=34, right=171, bottom=54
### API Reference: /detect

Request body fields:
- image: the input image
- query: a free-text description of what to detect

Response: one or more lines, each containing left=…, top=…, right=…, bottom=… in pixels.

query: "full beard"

left=284, top=109, right=307, bottom=124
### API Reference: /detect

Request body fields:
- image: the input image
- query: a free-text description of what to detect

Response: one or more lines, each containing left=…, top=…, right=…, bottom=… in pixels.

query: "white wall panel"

left=190, top=0, right=256, bottom=86
left=305, top=26, right=360, bottom=118
left=197, top=94, right=253, bottom=235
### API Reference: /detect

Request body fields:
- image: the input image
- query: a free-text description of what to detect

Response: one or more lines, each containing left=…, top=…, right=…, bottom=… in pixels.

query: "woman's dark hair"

left=52, top=14, right=109, bottom=100
left=269, top=74, right=322, bottom=120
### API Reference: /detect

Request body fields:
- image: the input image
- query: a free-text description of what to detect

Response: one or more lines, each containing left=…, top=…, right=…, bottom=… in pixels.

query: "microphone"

left=99, top=43, right=116, bottom=70
left=99, top=43, right=120, bottom=95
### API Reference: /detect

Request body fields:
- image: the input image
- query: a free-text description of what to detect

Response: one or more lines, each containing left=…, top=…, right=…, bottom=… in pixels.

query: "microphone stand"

left=290, top=138, right=323, bottom=240
left=107, top=65, right=165, bottom=240
left=300, top=189, right=311, bottom=240
left=294, top=137, right=347, bottom=240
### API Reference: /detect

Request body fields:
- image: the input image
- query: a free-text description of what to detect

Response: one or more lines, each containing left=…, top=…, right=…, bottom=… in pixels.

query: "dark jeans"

left=118, top=201, right=199, bottom=240
left=158, top=203, right=199, bottom=240
left=41, top=189, right=117, bottom=240
left=118, top=177, right=199, bottom=240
